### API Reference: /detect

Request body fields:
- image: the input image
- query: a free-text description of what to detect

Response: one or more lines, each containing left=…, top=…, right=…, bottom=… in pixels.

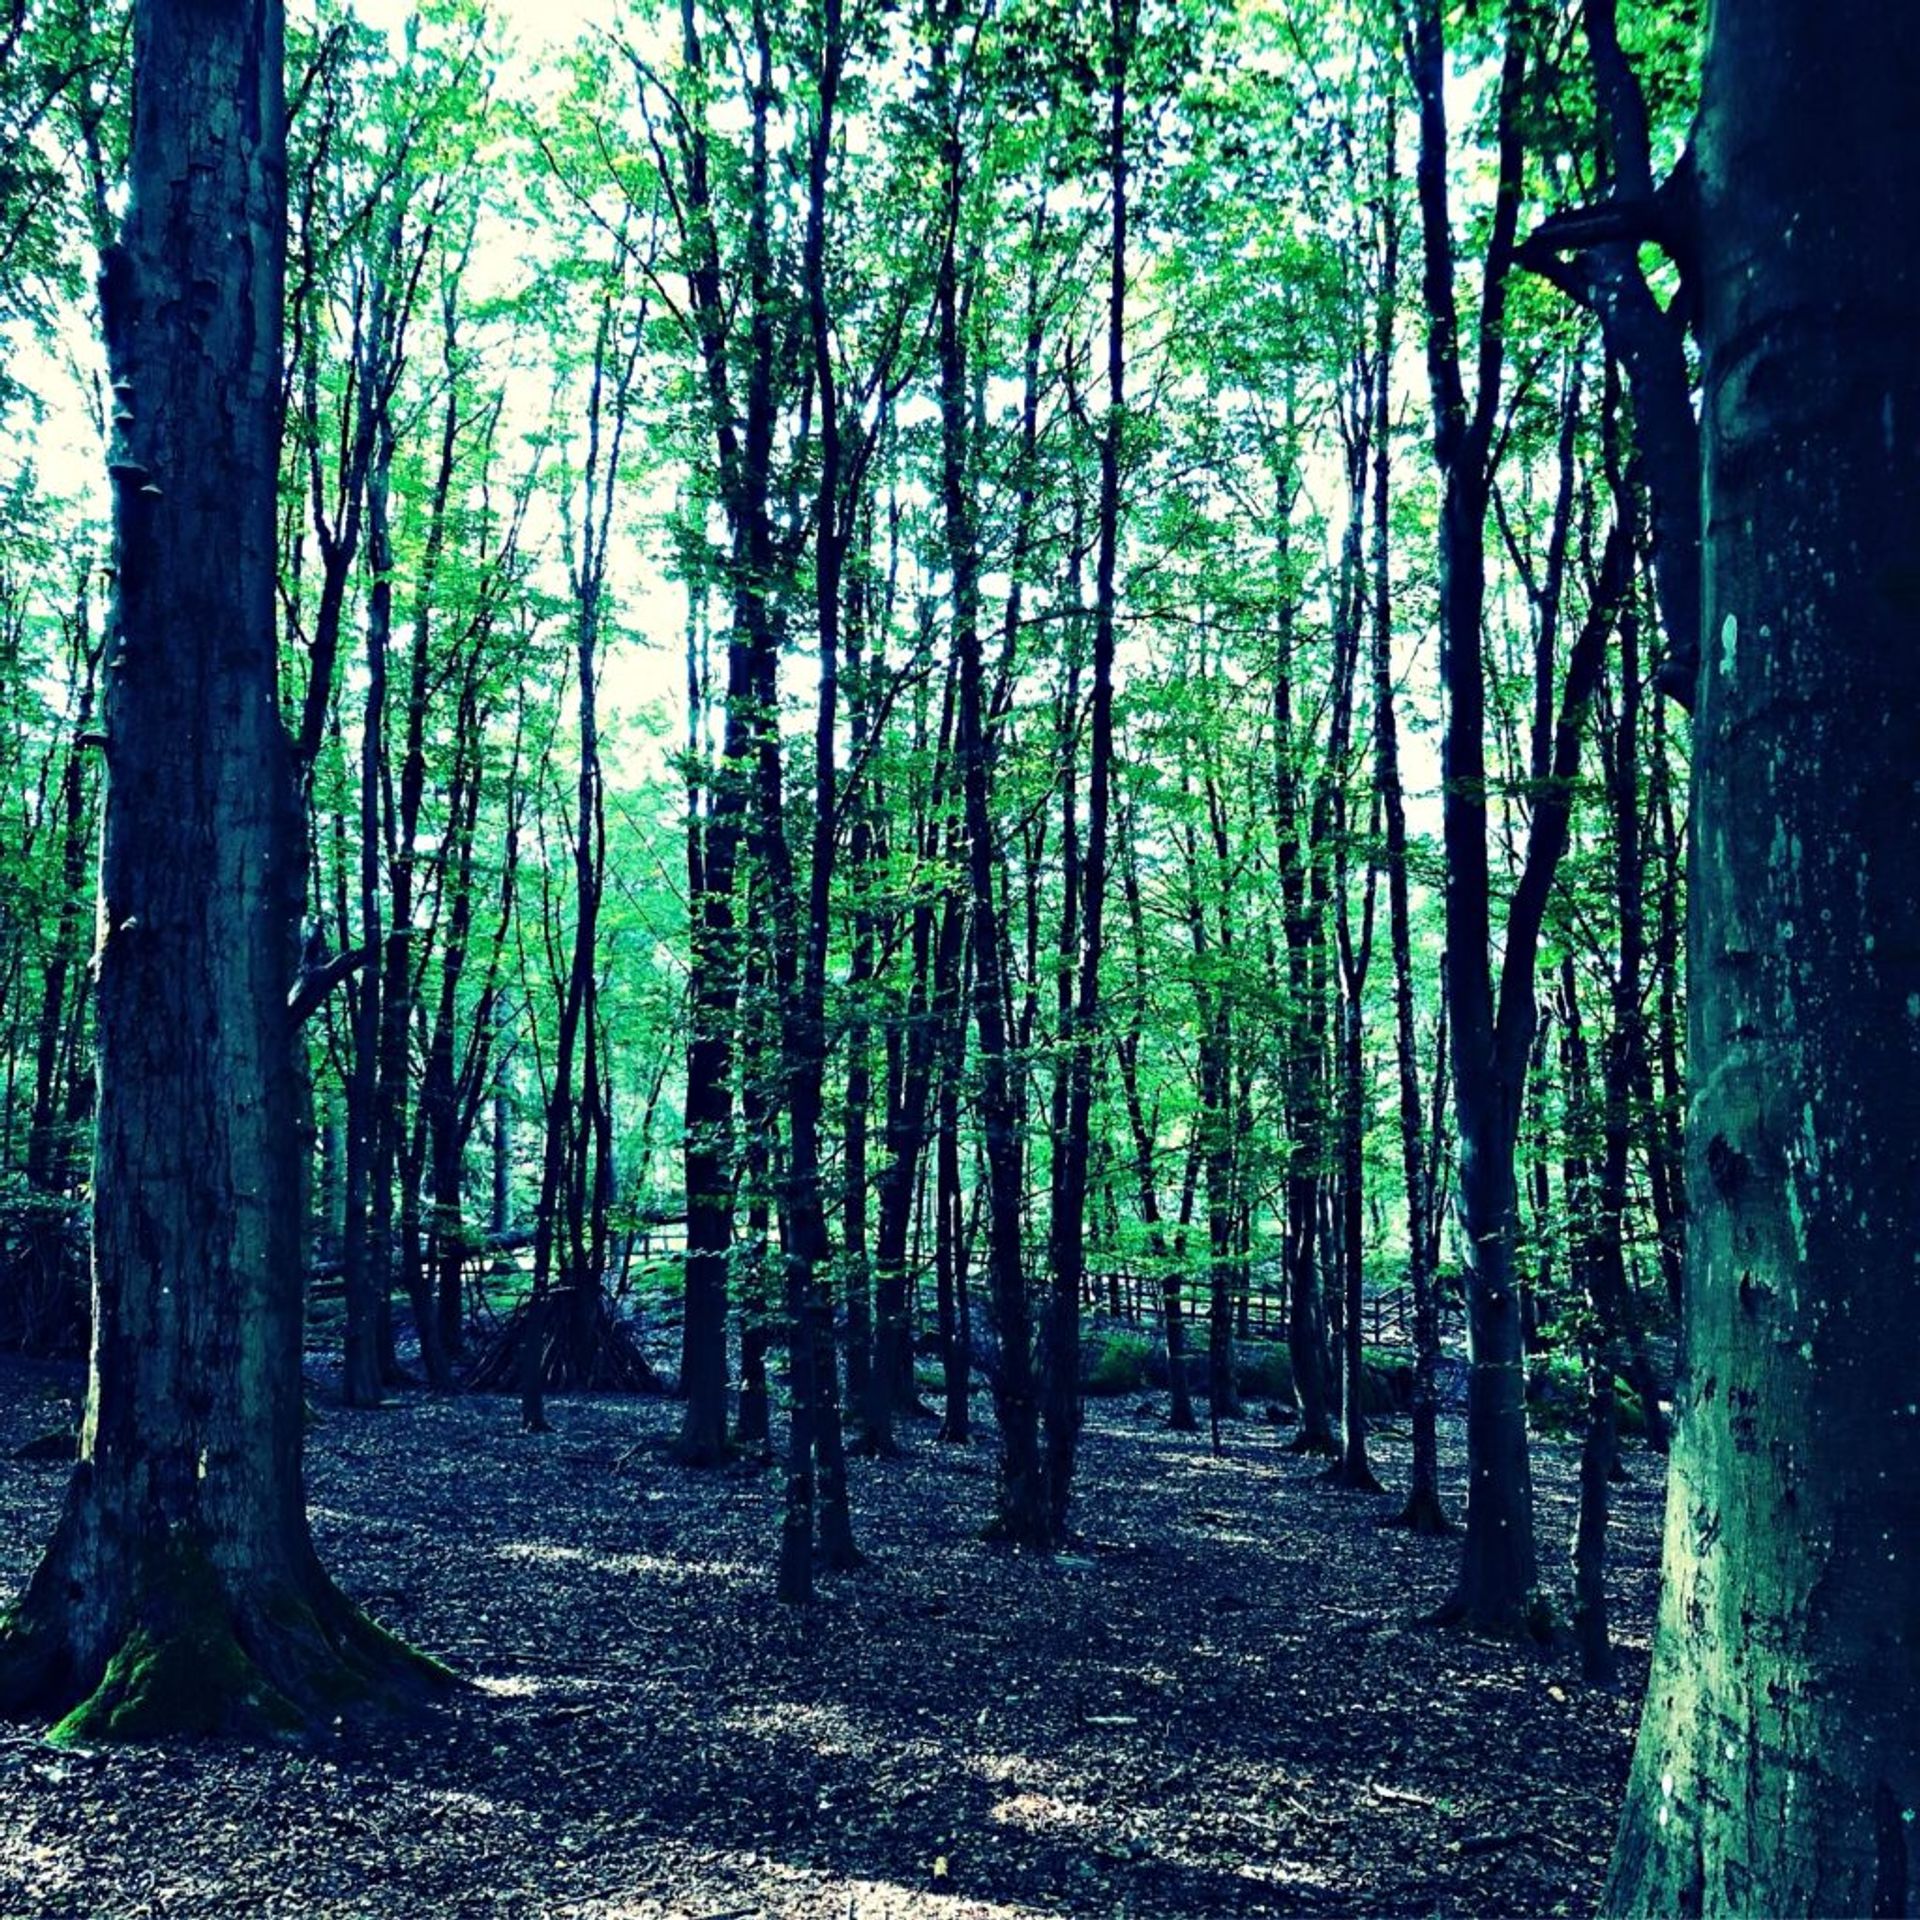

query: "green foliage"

left=1235, top=1341, right=1295, bottom=1403
left=1083, top=1327, right=1155, bottom=1396
left=0, top=0, right=1691, bottom=1485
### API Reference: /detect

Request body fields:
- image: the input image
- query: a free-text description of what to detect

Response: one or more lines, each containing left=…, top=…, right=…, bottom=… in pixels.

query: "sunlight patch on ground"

left=554, top=1848, right=1041, bottom=1919
left=495, top=1539, right=753, bottom=1582
left=1176, top=1519, right=1267, bottom=1548
left=473, top=1670, right=546, bottom=1699
left=967, top=1749, right=1083, bottom=1801
left=723, top=1698, right=869, bottom=1759
left=723, top=1697, right=966, bottom=1774
left=496, top=1540, right=596, bottom=1568
left=986, top=1790, right=1100, bottom=1833
left=427, top=1787, right=504, bottom=1819
left=1229, top=1857, right=1343, bottom=1900
left=0, top=1835, right=81, bottom=1914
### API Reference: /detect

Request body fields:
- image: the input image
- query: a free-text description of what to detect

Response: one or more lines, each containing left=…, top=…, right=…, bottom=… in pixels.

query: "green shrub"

left=1526, top=1355, right=1652, bottom=1440
left=1083, top=1329, right=1154, bottom=1395
left=1361, top=1347, right=1416, bottom=1416
left=1235, top=1340, right=1295, bottom=1402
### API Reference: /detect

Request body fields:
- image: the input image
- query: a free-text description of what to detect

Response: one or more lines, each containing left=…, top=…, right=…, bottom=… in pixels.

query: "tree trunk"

left=1408, top=0, right=1549, bottom=1632
left=21, top=615, right=100, bottom=1349
left=1275, top=498, right=1336, bottom=1459
left=933, top=901, right=971, bottom=1445
left=0, top=0, right=445, bottom=1740
left=1368, top=127, right=1449, bottom=1528
left=937, top=15, right=1042, bottom=1549
left=1605, top=10, right=1920, bottom=1911
left=671, top=0, right=774, bottom=1469
left=1571, top=1349, right=1617, bottom=1686
left=1118, top=798, right=1195, bottom=1433
left=1324, top=356, right=1380, bottom=1496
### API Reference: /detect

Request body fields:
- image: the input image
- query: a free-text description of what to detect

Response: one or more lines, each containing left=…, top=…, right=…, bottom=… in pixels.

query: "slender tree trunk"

left=1369, top=126, right=1449, bottom=1528
left=1118, top=799, right=1196, bottom=1432
left=341, top=374, right=389, bottom=1411
left=672, top=0, right=774, bottom=1468
left=1324, top=351, right=1380, bottom=1494
left=1592, top=512, right=1669, bottom=1451
left=22, top=616, right=100, bottom=1346
left=1275, top=496, right=1336, bottom=1457
left=733, top=930, right=775, bottom=1458
left=1560, top=957, right=1618, bottom=1684
left=933, top=888, right=971, bottom=1443
left=936, top=10, right=1042, bottom=1548
left=773, top=0, right=863, bottom=1598
left=1408, top=0, right=1546, bottom=1631
left=1039, top=0, right=1130, bottom=1542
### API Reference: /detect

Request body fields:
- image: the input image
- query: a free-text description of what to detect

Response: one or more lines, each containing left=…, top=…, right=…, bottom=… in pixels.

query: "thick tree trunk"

left=0, top=0, right=445, bottom=1740
left=1605, top=10, right=1920, bottom=1912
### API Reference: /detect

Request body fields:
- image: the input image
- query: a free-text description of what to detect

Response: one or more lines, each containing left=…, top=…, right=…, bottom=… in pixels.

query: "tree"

left=1403, top=0, right=1540, bottom=1629
left=1407, top=0, right=1635, bottom=1632
left=1041, top=0, right=1132, bottom=1541
left=1604, top=6, right=1920, bottom=1911
left=0, top=0, right=443, bottom=1739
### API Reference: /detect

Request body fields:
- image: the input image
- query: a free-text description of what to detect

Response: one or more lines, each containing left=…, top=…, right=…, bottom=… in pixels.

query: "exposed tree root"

left=0, top=1527, right=453, bottom=1745
left=1419, top=1586, right=1557, bottom=1642
left=1387, top=1487, right=1458, bottom=1535
left=1320, top=1456, right=1385, bottom=1494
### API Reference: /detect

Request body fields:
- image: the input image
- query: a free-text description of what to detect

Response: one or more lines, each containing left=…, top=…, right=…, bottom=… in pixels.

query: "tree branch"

left=287, top=943, right=374, bottom=1027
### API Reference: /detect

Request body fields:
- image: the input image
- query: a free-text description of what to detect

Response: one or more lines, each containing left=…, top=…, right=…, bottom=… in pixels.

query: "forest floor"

left=0, top=1353, right=1661, bottom=1919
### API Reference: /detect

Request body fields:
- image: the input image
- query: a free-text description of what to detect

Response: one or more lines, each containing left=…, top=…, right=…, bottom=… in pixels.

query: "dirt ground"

left=0, top=1354, right=1661, bottom=1918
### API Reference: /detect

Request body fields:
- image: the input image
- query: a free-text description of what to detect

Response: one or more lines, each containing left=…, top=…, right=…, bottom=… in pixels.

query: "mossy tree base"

left=0, top=1527, right=453, bottom=1745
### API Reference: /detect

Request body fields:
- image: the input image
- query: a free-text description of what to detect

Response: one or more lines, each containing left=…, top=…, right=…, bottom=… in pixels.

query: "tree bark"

left=937, top=6, right=1043, bottom=1549
left=0, top=0, right=445, bottom=1739
left=1408, top=0, right=1545, bottom=1632
left=1605, top=9, right=1920, bottom=1911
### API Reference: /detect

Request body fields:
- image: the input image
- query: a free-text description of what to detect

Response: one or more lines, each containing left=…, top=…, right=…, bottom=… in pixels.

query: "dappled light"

left=0, top=1383, right=1660, bottom=1914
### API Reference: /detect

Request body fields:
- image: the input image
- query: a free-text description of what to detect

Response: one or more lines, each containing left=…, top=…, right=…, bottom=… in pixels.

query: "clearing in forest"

left=0, top=1363, right=1657, bottom=1918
